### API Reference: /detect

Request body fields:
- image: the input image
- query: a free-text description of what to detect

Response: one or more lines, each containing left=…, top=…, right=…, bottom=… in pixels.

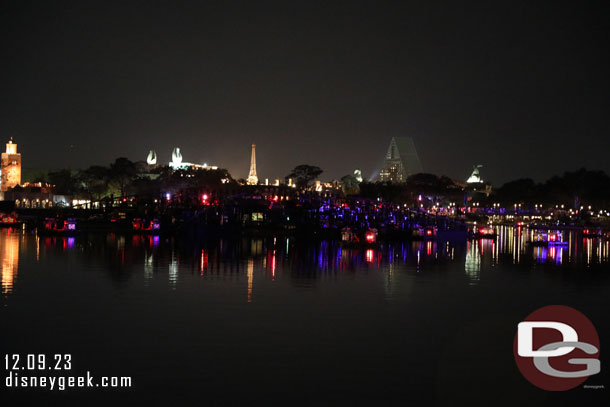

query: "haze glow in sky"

left=1, top=1, right=609, bottom=184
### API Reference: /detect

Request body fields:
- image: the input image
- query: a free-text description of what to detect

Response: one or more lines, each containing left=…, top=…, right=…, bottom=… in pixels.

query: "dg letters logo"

left=513, top=305, right=601, bottom=391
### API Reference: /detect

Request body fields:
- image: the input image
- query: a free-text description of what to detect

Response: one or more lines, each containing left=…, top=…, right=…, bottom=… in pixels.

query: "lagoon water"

left=1, top=227, right=609, bottom=406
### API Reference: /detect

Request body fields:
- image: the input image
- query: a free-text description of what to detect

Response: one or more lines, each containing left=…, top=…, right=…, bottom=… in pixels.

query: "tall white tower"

left=247, top=144, right=258, bottom=185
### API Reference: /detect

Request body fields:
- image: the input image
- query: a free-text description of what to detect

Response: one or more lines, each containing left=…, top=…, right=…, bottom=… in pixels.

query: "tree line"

left=32, top=159, right=610, bottom=209
left=493, top=168, right=610, bottom=208
left=354, top=168, right=610, bottom=208
left=41, top=158, right=234, bottom=200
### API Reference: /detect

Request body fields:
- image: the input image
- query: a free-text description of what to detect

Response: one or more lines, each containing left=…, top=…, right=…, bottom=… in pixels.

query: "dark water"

left=1, top=227, right=609, bottom=406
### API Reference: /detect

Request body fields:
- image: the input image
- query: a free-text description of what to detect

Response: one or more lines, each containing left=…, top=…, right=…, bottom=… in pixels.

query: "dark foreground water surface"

left=1, top=227, right=609, bottom=406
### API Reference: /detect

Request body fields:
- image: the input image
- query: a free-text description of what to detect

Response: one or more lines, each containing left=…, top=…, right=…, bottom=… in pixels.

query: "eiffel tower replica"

left=246, top=143, right=258, bottom=185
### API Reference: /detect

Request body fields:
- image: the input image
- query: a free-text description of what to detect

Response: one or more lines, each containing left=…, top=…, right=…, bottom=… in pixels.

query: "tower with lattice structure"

left=247, top=144, right=258, bottom=185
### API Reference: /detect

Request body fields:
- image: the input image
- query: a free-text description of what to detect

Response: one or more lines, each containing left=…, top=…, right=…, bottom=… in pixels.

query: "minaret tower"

left=1, top=137, right=21, bottom=192
left=247, top=143, right=258, bottom=185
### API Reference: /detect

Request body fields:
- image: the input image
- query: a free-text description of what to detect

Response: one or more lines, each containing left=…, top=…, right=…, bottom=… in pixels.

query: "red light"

left=426, top=229, right=432, bottom=236
left=550, top=234, right=556, bottom=241
left=365, top=233, right=375, bottom=243
left=202, top=194, right=208, bottom=201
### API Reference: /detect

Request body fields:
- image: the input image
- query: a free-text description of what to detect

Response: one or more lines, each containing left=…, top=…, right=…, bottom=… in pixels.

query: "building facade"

left=379, top=137, right=423, bottom=183
left=1, top=138, right=21, bottom=192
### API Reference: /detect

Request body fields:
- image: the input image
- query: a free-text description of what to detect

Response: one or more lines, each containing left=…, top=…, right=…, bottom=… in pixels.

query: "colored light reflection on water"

left=200, top=249, right=209, bottom=274
left=2, top=226, right=610, bottom=406
left=1, top=229, right=19, bottom=294
left=1, top=226, right=609, bottom=298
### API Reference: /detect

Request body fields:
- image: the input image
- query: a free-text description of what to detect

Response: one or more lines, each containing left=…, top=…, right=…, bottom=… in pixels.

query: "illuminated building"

left=146, top=150, right=157, bottom=165
left=4, top=182, right=59, bottom=208
left=1, top=138, right=21, bottom=192
left=247, top=143, right=258, bottom=185
left=171, top=147, right=183, bottom=166
left=379, top=137, right=422, bottom=183
left=467, top=165, right=483, bottom=183
left=465, top=165, right=492, bottom=196
left=165, top=147, right=218, bottom=170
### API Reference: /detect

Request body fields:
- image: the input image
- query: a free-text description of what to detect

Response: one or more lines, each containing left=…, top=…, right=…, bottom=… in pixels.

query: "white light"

left=171, top=147, right=183, bottom=165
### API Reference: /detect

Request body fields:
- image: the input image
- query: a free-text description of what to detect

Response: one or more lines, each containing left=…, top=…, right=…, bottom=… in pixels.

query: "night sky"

left=1, top=1, right=609, bottom=184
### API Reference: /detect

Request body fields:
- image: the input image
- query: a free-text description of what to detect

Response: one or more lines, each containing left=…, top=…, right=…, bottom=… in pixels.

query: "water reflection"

left=169, top=251, right=178, bottom=289
left=144, top=254, right=154, bottom=283
left=247, top=258, right=254, bottom=303
left=465, top=241, right=481, bottom=283
left=1, top=229, right=19, bottom=294
left=200, top=249, right=209, bottom=274
left=533, top=245, right=566, bottom=264
left=2, top=226, right=609, bottom=298
left=583, top=237, right=610, bottom=265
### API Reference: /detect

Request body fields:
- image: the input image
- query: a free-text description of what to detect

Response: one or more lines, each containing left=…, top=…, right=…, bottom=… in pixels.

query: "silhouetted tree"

left=286, top=165, right=323, bottom=188
left=109, top=157, right=139, bottom=196
left=494, top=178, right=538, bottom=205
left=493, top=169, right=610, bottom=208
left=340, top=174, right=361, bottom=195
left=47, top=169, right=80, bottom=195
left=78, top=166, right=110, bottom=200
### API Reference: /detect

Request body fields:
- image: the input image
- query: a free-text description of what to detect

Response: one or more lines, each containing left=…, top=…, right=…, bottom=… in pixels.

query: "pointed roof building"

left=379, top=137, right=423, bottom=183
